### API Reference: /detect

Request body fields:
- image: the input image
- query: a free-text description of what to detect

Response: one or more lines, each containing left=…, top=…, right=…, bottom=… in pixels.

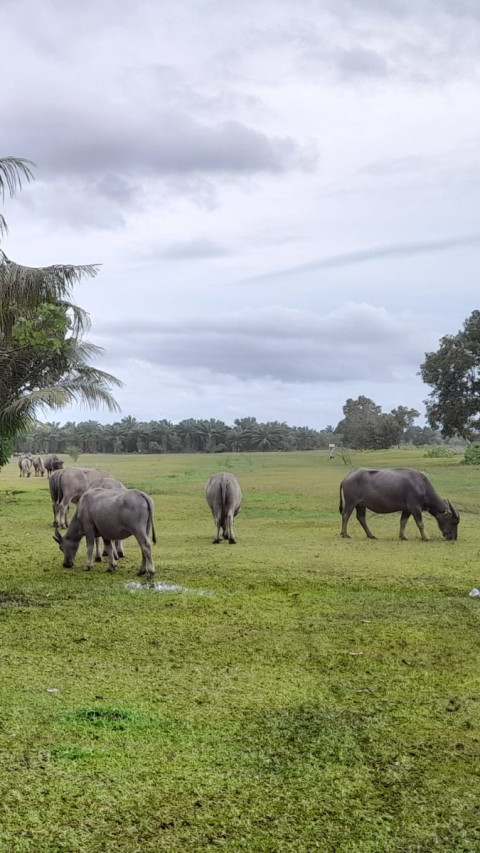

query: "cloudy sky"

left=2, top=0, right=480, bottom=429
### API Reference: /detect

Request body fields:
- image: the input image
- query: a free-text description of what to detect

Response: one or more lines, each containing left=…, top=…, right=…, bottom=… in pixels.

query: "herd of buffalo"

left=16, top=453, right=460, bottom=578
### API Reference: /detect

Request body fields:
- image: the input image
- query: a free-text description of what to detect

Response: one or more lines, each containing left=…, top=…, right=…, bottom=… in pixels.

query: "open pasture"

left=0, top=449, right=479, bottom=852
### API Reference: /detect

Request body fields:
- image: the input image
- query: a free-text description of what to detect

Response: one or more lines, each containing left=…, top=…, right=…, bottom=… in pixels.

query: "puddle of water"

left=125, top=580, right=209, bottom=596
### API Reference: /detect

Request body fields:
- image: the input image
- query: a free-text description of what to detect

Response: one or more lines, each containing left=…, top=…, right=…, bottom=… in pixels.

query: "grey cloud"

left=8, top=106, right=313, bottom=179
left=159, top=238, right=231, bottom=260
left=239, top=232, right=480, bottom=285
left=95, top=304, right=423, bottom=385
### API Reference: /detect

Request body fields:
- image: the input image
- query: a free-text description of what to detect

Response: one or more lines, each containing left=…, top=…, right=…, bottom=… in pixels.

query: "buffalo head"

left=436, top=500, right=460, bottom=541
left=53, top=530, right=76, bottom=568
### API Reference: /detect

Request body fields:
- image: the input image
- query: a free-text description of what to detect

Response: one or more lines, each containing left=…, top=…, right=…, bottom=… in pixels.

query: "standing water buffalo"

left=339, top=467, right=460, bottom=541
left=53, top=488, right=156, bottom=576
left=18, top=455, right=32, bottom=477
left=205, top=472, right=242, bottom=544
left=32, top=455, right=46, bottom=477
left=49, top=467, right=114, bottom=528
left=44, top=455, right=64, bottom=478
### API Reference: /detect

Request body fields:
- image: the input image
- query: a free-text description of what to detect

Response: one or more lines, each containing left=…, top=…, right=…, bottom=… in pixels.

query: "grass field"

left=0, top=449, right=479, bottom=852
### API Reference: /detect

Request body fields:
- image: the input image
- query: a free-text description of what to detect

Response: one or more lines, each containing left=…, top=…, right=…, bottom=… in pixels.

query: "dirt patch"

left=0, top=590, right=50, bottom=608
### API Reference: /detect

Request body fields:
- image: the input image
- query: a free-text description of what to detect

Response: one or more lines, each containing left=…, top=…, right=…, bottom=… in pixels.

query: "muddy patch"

left=0, top=590, right=51, bottom=608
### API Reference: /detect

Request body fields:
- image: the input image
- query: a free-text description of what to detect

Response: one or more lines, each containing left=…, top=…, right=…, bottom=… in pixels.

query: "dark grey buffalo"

left=205, top=472, right=242, bottom=544
left=44, top=455, right=64, bottom=478
left=53, top=488, right=156, bottom=576
left=49, top=467, right=114, bottom=528
left=339, top=467, right=460, bottom=541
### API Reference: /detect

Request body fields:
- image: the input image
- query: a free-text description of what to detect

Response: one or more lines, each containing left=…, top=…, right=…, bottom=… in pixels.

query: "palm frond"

left=0, top=251, right=100, bottom=301
left=0, top=157, right=35, bottom=201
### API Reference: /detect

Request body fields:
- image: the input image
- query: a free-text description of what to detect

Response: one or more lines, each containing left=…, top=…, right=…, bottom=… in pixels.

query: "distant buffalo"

left=44, top=455, right=64, bottom=478
left=18, top=455, right=32, bottom=478
left=205, top=472, right=242, bottom=544
left=339, top=467, right=460, bottom=541
left=32, top=455, right=46, bottom=477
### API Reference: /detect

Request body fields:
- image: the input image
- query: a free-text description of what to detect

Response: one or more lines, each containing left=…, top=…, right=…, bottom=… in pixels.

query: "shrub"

left=423, top=445, right=456, bottom=458
left=67, top=444, right=81, bottom=462
left=462, top=444, right=480, bottom=465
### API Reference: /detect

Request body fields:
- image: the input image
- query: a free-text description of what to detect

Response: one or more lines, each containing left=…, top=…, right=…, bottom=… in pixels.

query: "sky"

left=1, top=0, right=480, bottom=430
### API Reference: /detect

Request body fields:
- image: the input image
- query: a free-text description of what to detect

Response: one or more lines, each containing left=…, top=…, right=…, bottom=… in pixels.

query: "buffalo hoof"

left=95, top=556, right=102, bottom=563
left=228, top=539, right=236, bottom=544
left=212, top=538, right=221, bottom=544
left=106, top=566, right=116, bottom=573
left=138, top=567, right=146, bottom=575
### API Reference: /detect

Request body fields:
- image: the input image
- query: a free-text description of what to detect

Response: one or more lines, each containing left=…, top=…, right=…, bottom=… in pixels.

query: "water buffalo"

left=339, top=467, right=460, bottom=541
left=49, top=467, right=113, bottom=528
left=44, top=455, right=64, bottom=478
left=18, top=455, right=32, bottom=477
left=85, top=477, right=127, bottom=562
left=53, top=488, right=156, bottom=576
left=32, top=455, right=46, bottom=477
left=205, top=472, right=242, bottom=544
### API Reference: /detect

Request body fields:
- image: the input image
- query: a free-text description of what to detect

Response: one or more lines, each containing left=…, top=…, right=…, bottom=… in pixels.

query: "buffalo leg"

left=94, top=537, right=103, bottom=562
left=412, top=509, right=430, bottom=541
left=399, top=512, right=410, bottom=540
left=137, top=536, right=155, bottom=577
left=84, top=539, right=95, bottom=571
left=213, top=516, right=222, bottom=544
left=103, top=540, right=117, bottom=572
left=355, top=506, right=376, bottom=539
left=340, top=503, right=355, bottom=537
left=225, top=510, right=236, bottom=544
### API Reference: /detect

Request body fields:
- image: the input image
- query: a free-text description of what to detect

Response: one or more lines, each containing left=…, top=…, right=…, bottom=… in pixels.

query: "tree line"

left=14, top=403, right=440, bottom=456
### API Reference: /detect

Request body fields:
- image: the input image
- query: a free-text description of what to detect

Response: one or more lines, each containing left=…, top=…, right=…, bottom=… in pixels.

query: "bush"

left=423, top=445, right=456, bottom=458
left=462, top=444, right=480, bottom=465
left=67, top=444, right=81, bottom=462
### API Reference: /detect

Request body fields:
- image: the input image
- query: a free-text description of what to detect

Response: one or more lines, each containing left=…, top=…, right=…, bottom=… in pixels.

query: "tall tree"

left=0, top=157, right=121, bottom=465
left=420, top=310, right=480, bottom=438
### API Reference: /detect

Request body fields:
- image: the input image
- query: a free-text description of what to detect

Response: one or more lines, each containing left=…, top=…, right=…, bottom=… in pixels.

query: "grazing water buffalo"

left=32, top=455, right=46, bottom=477
left=44, top=455, right=64, bottom=478
left=53, top=488, right=156, bottom=576
left=18, top=455, right=32, bottom=477
left=85, top=477, right=127, bottom=562
left=205, top=472, right=242, bottom=544
left=49, top=467, right=113, bottom=528
left=339, top=467, right=460, bottom=541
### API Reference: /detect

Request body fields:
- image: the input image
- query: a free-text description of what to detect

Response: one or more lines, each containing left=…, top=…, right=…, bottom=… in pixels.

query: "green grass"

left=0, top=449, right=479, bottom=852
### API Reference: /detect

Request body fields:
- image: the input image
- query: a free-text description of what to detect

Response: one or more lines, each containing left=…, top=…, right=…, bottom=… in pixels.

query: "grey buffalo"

left=32, top=455, right=46, bottom=477
left=86, top=477, right=127, bottom=562
left=18, top=455, right=32, bottom=477
left=53, top=488, right=156, bottom=576
left=339, top=467, right=460, bottom=541
left=44, top=455, right=64, bottom=478
left=49, top=467, right=116, bottom=528
left=205, top=472, right=242, bottom=544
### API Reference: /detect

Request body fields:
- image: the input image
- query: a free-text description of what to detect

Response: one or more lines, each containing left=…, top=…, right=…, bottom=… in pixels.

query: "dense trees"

left=0, top=157, right=120, bottom=467
left=334, top=396, right=420, bottom=450
left=15, top=416, right=335, bottom=455
left=14, top=402, right=437, bottom=455
left=421, top=310, right=480, bottom=438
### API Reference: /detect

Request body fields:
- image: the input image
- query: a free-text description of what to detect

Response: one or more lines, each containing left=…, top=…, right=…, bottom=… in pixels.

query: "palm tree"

left=0, top=157, right=121, bottom=464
